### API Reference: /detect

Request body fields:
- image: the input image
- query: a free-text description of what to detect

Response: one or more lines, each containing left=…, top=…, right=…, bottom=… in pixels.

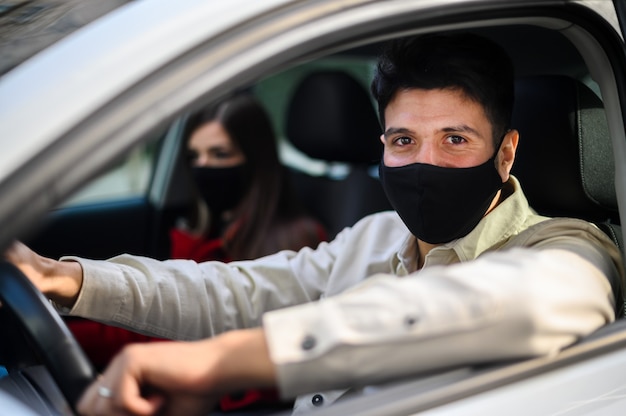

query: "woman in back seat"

left=68, top=93, right=327, bottom=412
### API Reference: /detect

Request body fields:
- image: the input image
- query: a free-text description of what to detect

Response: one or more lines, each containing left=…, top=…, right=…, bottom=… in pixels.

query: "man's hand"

left=77, top=328, right=277, bottom=416
left=4, top=241, right=83, bottom=308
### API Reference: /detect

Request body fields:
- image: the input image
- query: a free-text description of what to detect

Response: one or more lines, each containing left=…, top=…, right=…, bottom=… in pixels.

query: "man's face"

left=381, top=88, right=496, bottom=169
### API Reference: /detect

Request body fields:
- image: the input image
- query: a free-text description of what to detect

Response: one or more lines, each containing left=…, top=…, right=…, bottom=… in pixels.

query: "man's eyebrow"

left=442, top=124, right=482, bottom=137
left=383, top=127, right=414, bottom=139
left=384, top=125, right=484, bottom=139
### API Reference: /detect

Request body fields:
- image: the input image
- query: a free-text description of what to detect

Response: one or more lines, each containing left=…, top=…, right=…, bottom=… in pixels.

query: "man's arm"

left=4, top=241, right=83, bottom=307
left=263, top=247, right=615, bottom=398
left=77, top=328, right=276, bottom=416
left=75, top=247, right=614, bottom=415
left=4, top=235, right=342, bottom=341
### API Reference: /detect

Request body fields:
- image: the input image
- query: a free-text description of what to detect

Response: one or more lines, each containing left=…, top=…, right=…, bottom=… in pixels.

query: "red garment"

left=219, top=389, right=288, bottom=411
left=169, top=228, right=288, bottom=411
left=66, top=317, right=166, bottom=370
left=169, top=227, right=231, bottom=262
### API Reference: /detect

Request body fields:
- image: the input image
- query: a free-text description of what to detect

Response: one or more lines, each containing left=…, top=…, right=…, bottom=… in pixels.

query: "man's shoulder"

left=508, top=217, right=625, bottom=315
left=511, top=217, right=612, bottom=245
left=503, top=217, right=622, bottom=269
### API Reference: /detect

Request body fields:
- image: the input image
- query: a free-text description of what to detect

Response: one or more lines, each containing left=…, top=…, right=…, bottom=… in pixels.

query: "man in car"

left=5, top=33, right=623, bottom=416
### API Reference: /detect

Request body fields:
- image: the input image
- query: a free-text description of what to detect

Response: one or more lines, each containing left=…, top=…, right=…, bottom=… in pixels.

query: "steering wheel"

left=0, top=261, right=97, bottom=413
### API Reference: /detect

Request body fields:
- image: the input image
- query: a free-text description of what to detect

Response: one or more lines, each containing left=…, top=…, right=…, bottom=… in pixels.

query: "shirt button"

left=301, top=335, right=316, bottom=350
left=404, top=315, right=418, bottom=327
left=312, top=394, right=324, bottom=406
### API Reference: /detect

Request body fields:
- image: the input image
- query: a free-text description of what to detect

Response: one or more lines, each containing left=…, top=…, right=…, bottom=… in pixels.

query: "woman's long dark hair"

left=184, top=94, right=317, bottom=259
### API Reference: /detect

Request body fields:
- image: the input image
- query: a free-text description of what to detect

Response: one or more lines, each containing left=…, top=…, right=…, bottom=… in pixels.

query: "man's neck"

left=416, top=186, right=510, bottom=268
left=416, top=240, right=438, bottom=269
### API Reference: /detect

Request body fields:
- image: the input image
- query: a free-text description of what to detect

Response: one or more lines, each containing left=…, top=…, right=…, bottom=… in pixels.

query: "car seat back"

left=511, top=75, right=618, bottom=225
left=286, top=70, right=392, bottom=237
left=510, top=75, right=623, bottom=315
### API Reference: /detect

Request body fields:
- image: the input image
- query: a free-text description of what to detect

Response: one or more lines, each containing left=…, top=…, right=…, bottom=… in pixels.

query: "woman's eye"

left=215, top=150, right=234, bottom=159
left=187, top=150, right=199, bottom=163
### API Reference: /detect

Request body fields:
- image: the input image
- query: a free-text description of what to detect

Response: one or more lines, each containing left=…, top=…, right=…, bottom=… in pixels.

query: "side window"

left=61, top=141, right=159, bottom=206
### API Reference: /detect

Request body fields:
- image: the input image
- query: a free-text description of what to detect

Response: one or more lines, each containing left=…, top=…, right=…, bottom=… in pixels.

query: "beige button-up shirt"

left=65, top=176, right=623, bottom=412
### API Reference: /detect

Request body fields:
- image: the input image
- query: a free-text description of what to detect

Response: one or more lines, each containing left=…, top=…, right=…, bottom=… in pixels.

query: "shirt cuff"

left=60, top=256, right=127, bottom=321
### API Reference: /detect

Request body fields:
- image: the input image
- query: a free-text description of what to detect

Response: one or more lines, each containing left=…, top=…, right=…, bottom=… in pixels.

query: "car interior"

left=285, top=69, right=392, bottom=238
left=2, top=6, right=626, bottom=415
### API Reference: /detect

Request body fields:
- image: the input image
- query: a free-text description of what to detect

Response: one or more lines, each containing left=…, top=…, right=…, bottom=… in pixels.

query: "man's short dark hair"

left=371, top=33, right=514, bottom=146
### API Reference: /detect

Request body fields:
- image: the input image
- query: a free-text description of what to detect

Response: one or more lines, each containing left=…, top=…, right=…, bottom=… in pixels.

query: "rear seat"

left=284, top=70, right=392, bottom=238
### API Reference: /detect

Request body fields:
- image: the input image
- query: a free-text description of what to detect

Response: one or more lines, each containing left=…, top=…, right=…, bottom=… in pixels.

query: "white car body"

left=1, top=0, right=626, bottom=414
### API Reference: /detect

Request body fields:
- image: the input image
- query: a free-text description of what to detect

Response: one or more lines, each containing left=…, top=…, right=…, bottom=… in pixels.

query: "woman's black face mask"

left=379, top=156, right=504, bottom=244
left=192, top=165, right=247, bottom=217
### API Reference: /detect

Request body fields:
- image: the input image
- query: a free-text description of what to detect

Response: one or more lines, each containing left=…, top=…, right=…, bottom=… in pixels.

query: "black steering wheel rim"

left=0, top=261, right=97, bottom=413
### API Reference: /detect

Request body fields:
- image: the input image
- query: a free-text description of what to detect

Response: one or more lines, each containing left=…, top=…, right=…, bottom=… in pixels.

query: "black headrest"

left=286, top=70, right=383, bottom=164
left=511, top=75, right=617, bottom=222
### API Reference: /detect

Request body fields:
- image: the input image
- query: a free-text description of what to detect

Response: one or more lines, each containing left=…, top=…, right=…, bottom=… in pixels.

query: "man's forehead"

left=387, top=86, right=477, bottom=106
left=383, top=95, right=498, bottom=148
left=385, top=89, right=488, bottom=123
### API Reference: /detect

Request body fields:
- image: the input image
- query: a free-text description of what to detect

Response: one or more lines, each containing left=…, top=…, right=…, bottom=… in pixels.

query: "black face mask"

left=379, top=157, right=504, bottom=244
left=192, top=165, right=248, bottom=217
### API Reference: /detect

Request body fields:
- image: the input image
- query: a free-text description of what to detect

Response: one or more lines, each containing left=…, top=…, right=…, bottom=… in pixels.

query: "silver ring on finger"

left=97, top=386, right=114, bottom=399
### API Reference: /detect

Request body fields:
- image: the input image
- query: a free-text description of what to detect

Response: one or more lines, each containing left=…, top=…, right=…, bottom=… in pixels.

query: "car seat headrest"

left=286, top=70, right=383, bottom=164
left=511, top=75, right=617, bottom=222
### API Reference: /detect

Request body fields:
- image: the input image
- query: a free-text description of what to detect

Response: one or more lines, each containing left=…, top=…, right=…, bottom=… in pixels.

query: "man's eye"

left=447, top=135, right=466, bottom=145
left=394, top=136, right=412, bottom=146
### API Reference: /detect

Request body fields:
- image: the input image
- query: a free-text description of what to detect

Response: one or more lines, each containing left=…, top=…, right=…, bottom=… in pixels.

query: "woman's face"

left=187, top=121, right=246, bottom=167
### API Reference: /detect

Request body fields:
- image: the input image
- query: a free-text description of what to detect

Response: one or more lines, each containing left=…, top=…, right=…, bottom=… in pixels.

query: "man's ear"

left=496, top=129, right=519, bottom=182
